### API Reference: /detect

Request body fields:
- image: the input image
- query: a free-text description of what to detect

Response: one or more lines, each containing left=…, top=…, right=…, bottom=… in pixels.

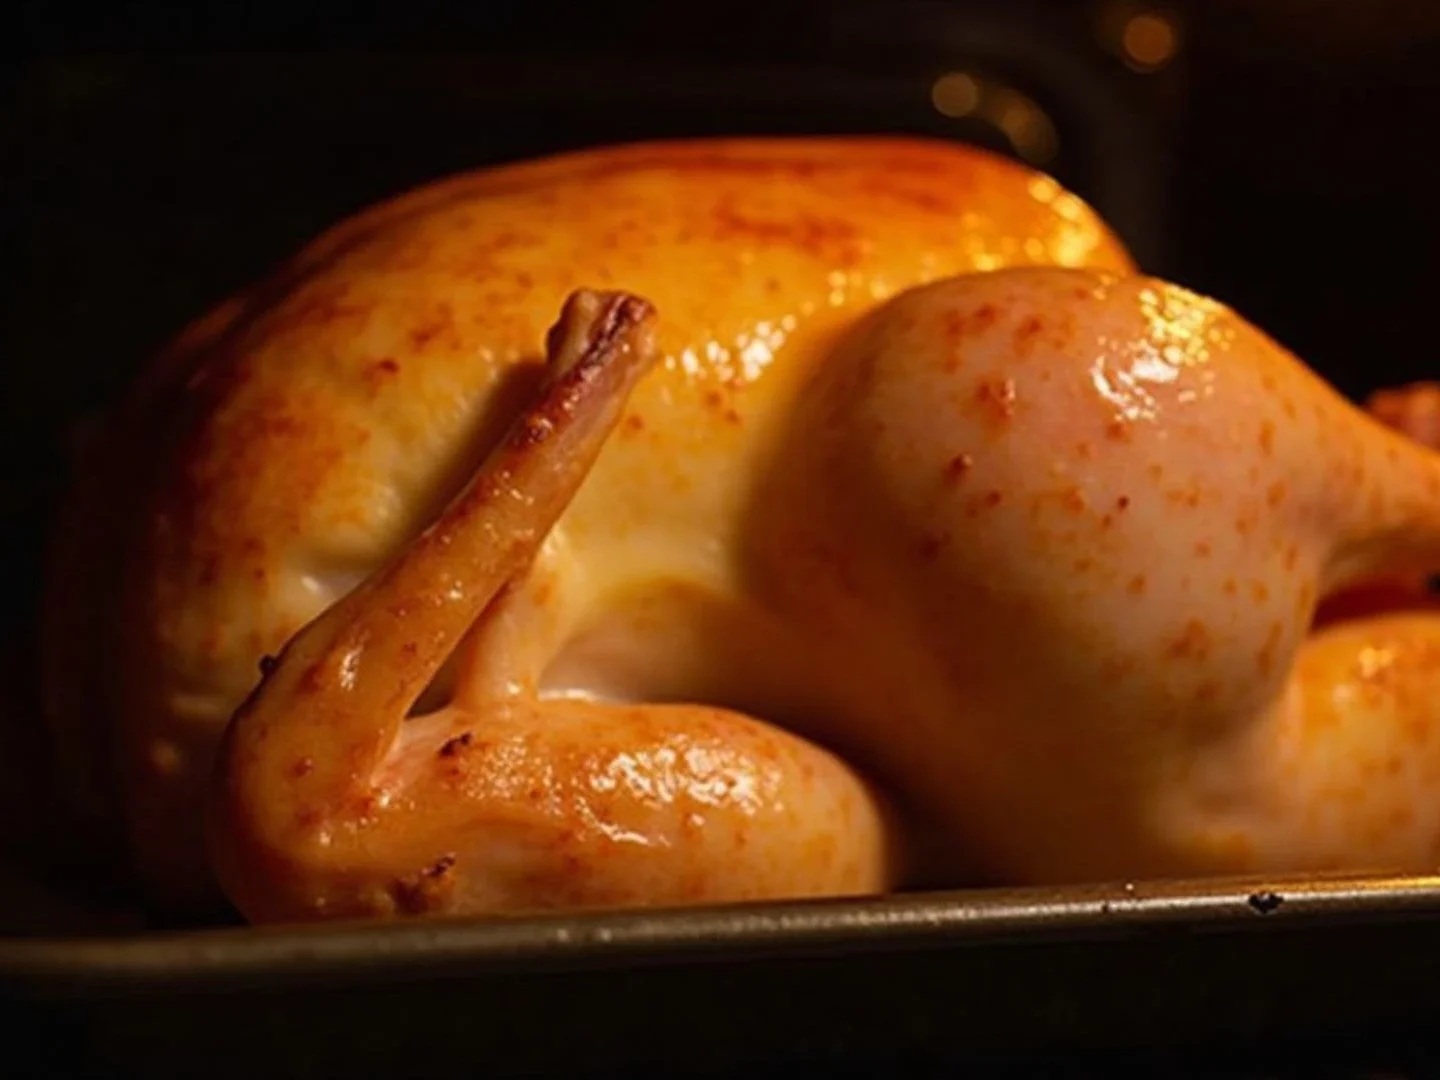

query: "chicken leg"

left=206, top=290, right=896, bottom=922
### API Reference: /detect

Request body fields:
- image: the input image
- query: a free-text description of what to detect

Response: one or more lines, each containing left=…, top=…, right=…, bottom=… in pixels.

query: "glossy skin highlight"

left=45, top=137, right=1131, bottom=912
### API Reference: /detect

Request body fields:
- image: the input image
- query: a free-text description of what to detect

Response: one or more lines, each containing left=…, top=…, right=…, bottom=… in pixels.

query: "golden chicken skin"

left=47, top=137, right=1440, bottom=925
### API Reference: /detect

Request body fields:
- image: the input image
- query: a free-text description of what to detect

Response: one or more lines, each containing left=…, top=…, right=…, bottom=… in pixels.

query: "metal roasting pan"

left=6, top=860, right=1440, bottom=1075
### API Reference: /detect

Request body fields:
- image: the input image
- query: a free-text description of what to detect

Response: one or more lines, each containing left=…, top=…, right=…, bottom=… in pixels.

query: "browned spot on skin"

left=530, top=577, right=555, bottom=608
left=623, top=414, right=645, bottom=434
left=965, top=491, right=1004, bottom=516
left=1074, top=555, right=1095, bottom=572
left=974, top=377, right=1017, bottom=423
left=408, top=320, right=446, bottom=350
left=439, top=732, right=474, bottom=758
left=724, top=407, right=743, bottom=425
left=1014, top=315, right=1044, bottom=351
left=944, top=453, right=974, bottom=484
left=945, top=303, right=1000, bottom=342
left=1223, top=578, right=1239, bottom=597
left=1249, top=580, right=1271, bottom=604
left=713, top=203, right=862, bottom=262
left=1167, top=484, right=1202, bottom=509
left=1147, top=463, right=1164, bottom=481
left=392, top=854, right=459, bottom=915
left=351, top=791, right=385, bottom=823
left=703, top=388, right=725, bottom=411
left=1061, top=487, right=1087, bottom=515
left=1107, top=419, right=1132, bottom=442
left=1116, top=495, right=1132, bottom=511
left=1100, top=513, right=1115, bottom=529
left=361, top=358, right=402, bottom=395
left=942, top=310, right=965, bottom=343
left=919, top=534, right=949, bottom=560
left=299, top=663, right=327, bottom=695
left=1256, top=620, right=1284, bottom=675
left=1385, top=755, right=1403, bottom=777
left=1266, top=481, right=1287, bottom=508
left=1075, top=441, right=1094, bottom=460
left=1258, top=421, right=1275, bottom=456
left=513, top=415, right=555, bottom=449
left=291, top=757, right=314, bottom=778
left=1127, top=574, right=1147, bottom=595
left=1235, top=512, right=1257, bottom=537
left=1194, top=540, right=1213, bottom=558
left=1166, top=619, right=1212, bottom=660
left=1283, top=544, right=1300, bottom=572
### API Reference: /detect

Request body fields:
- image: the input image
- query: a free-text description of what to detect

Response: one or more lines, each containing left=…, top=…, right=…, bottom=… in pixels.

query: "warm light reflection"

left=1121, top=11, right=1180, bottom=71
left=1090, top=358, right=1161, bottom=424
left=931, top=72, right=1059, bottom=167
left=1357, top=645, right=1398, bottom=682
left=668, top=318, right=792, bottom=384
left=1138, top=284, right=1223, bottom=369
left=1022, top=181, right=1112, bottom=266
left=986, top=89, right=1059, bottom=167
left=930, top=72, right=980, bottom=118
